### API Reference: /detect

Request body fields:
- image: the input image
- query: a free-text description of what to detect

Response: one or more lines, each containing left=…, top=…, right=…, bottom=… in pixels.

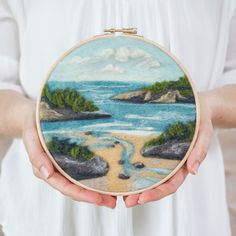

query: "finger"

left=33, top=165, right=117, bottom=208
left=138, top=165, right=188, bottom=204
left=101, top=195, right=117, bottom=209
left=32, top=166, right=42, bottom=178
left=123, top=194, right=140, bottom=208
left=46, top=171, right=104, bottom=205
left=46, top=171, right=118, bottom=208
left=187, top=120, right=213, bottom=175
left=22, top=127, right=54, bottom=179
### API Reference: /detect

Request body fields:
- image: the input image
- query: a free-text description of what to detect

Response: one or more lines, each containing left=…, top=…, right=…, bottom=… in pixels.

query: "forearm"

left=0, top=90, right=35, bottom=138
left=202, top=85, right=236, bottom=128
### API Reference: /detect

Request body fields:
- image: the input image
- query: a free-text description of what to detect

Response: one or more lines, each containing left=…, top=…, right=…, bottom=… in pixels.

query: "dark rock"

left=141, top=142, right=191, bottom=160
left=151, top=90, right=186, bottom=103
left=65, top=111, right=111, bottom=120
left=40, top=101, right=111, bottom=122
left=85, top=131, right=93, bottom=135
left=118, top=173, right=130, bottom=179
left=118, top=159, right=125, bottom=165
left=111, top=90, right=146, bottom=103
left=54, top=155, right=109, bottom=180
left=114, top=141, right=120, bottom=145
left=133, top=162, right=145, bottom=168
left=111, top=89, right=194, bottom=104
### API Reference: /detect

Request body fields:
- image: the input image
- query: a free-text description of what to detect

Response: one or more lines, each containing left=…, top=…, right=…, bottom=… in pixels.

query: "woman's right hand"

left=22, top=103, right=117, bottom=209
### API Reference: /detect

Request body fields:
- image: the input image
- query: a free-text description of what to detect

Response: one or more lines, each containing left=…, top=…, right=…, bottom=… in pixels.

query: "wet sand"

left=79, top=132, right=180, bottom=193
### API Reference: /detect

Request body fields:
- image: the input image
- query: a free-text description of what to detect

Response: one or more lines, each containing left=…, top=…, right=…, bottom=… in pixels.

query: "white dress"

left=0, top=0, right=236, bottom=235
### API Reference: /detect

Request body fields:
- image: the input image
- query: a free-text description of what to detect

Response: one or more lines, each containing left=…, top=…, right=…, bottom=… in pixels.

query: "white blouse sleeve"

left=0, top=0, right=24, bottom=94
left=219, top=9, right=236, bottom=86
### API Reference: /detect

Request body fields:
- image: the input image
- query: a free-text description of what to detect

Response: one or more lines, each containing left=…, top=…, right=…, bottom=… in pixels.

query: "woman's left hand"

left=123, top=92, right=214, bottom=207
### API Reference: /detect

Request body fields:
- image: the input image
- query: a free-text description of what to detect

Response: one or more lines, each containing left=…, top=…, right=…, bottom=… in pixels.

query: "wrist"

left=199, top=90, right=219, bottom=127
left=21, top=100, right=36, bottom=137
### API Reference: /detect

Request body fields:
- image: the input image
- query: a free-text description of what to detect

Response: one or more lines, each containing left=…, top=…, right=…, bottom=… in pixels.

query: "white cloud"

left=136, top=58, right=160, bottom=69
left=115, top=47, right=153, bottom=62
left=115, top=47, right=130, bottom=62
left=100, top=64, right=125, bottom=73
left=131, top=48, right=149, bottom=58
left=97, top=48, right=114, bottom=58
left=63, top=46, right=160, bottom=70
left=62, top=55, right=90, bottom=65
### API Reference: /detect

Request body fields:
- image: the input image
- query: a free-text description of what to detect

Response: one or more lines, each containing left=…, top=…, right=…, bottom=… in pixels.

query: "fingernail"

left=192, top=161, right=200, bottom=175
left=40, top=165, right=50, bottom=179
left=138, top=198, right=145, bottom=204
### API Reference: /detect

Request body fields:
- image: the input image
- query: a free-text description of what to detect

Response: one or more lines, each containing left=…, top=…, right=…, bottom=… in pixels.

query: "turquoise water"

left=42, top=80, right=196, bottom=134
left=41, top=80, right=196, bottom=190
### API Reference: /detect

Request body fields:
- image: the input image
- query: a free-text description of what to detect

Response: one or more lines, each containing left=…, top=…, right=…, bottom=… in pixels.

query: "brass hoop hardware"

left=104, top=27, right=138, bottom=35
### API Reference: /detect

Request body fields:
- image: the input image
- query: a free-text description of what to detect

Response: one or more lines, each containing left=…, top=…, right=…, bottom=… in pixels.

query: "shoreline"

left=78, top=131, right=180, bottom=193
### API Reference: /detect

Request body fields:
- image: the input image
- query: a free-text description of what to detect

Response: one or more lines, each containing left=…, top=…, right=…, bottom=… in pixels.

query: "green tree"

left=143, top=74, right=193, bottom=99
left=144, top=120, right=196, bottom=147
left=41, top=84, right=99, bottom=112
left=46, top=137, right=94, bottom=161
left=54, top=90, right=65, bottom=108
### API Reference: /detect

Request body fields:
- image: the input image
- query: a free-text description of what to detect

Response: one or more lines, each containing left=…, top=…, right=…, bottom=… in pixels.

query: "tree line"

left=46, top=137, right=94, bottom=161
left=143, top=75, right=194, bottom=98
left=42, top=84, right=99, bottom=112
left=144, top=120, right=196, bottom=147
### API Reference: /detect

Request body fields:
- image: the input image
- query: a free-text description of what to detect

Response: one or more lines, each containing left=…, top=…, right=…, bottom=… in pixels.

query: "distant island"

left=46, top=137, right=109, bottom=180
left=112, top=75, right=195, bottom=104
left=40, top=84, right=111, bottom=122
left=141, top=120, right=195, bottom=160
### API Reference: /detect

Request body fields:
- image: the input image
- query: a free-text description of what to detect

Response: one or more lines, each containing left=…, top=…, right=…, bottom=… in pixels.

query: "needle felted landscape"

left=38, top=36, right=197, bottom=193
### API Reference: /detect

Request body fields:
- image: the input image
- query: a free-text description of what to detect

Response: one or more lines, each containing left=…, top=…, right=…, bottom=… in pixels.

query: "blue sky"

left=50, top=36, right=184, bottom=83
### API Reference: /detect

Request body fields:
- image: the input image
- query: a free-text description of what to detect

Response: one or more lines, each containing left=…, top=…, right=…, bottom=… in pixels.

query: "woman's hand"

left=123, top=91, right=214, bottom=207
left=22, top=102, right=117, bottom=209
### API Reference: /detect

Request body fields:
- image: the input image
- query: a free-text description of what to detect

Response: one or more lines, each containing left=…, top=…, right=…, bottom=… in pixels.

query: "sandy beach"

left=79, top=132, right=180, bottom=193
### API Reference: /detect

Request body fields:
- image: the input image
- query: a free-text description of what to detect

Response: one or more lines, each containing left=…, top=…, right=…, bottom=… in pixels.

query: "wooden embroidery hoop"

left=36, top=28, right=200, bottom=196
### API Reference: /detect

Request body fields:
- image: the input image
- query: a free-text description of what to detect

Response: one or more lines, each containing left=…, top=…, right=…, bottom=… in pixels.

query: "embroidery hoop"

left=36, top=28, right=200, bottom=196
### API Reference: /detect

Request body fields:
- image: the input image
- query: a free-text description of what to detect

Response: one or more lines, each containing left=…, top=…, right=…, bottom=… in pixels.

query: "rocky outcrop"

left=118, top=172, right=130, bottom=180
left=118, top=160, right=125, bottom=165
left=112, top=90, right=146, bottom=103
left=151, top=90, right=187, bottom=103
left=40, top=101, right=111, bottom=122
left=39, top=101, right=64, bottom=120
left=54, top=155, right=109, bottom=180
left=141, top=141, right=191, bottom=160
left=133, top=162, right=145, bottom=168
left=112, top=89, right=194, bottom=104
left=144, top=91, right=152, bottom=101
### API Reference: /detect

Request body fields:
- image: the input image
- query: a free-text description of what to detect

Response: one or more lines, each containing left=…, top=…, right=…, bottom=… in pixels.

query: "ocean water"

left=41, top=80, right=196, bottom=191
left=41, top=80, right=196, bottom=135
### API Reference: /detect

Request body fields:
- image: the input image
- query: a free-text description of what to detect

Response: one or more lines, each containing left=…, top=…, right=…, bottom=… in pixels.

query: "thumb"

left=23, top=126, right=54, bottom=180
left=187, top=120, right=213, bottom=175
